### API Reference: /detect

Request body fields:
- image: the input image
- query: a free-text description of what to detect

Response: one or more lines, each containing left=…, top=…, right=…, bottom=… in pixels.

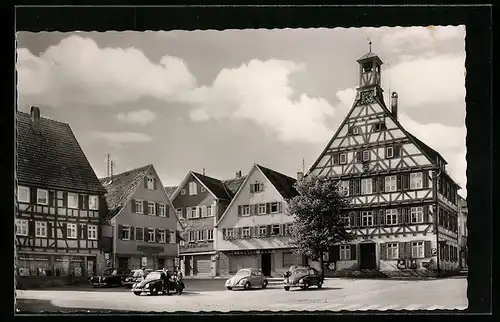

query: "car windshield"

left=145, top=272, right=162, bottom=280
left=102, top=269, right=113, bottom=276
left=132, top=271, right=143, bottom=278
left=293, top=268, right=309, bottom=275
left=236, top=269, right=250, bottom=276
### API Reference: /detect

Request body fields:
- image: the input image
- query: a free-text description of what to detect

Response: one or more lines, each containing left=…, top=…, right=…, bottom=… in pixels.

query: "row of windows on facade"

left=17, top=186, right=99, bottom=210
left=341, top=206, right=429, bottom=227
left=437, top=208, right=459, bottom=233
left=187, top=229, right=214, bottom=242
left=15, top=219, right=98, bottom=240
left=131, top=199, right=168, bottom=217
left=437, top=175, right=458, bottom=205
left=331, top=241, right=429, bottom=261
left=332, top=144, right=401, bottom=165
left=222, top=223, right=293, bottom=240
left=180, top=181, right=207, bottom=196
left=238, top=202, right=282, bottom=216
left=347, top=121, right=387, bottom=137
left=180, top=205, right=214, bottom=219
left=336, top=172, right=429, bottom=196
left=119, top=225, right=175, bottom=244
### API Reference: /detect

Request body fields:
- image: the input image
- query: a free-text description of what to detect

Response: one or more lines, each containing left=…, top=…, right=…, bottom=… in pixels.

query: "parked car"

left=122, top=269, right=153, bottom=288
left=89, top=268, right=130, bottom=288
left=131, top=270, right=185, bottom=296
left=283, top=266, right=323, bottom=291
left=225, top=268, right=268, bottom=290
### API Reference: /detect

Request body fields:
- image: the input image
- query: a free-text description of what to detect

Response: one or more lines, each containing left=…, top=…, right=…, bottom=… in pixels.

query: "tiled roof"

left=256, top=164, right=299, bottom=200
left=16, top=111, right=106, bottom=194
left=192, top=172, right=233, bottom=200
left=99, top=164, right=151, bottom=217
left=407, top=133, right=446, bottom=164
left=222, top=176, right=247, bottom=196
left=164, top=186, right=177, bottom=198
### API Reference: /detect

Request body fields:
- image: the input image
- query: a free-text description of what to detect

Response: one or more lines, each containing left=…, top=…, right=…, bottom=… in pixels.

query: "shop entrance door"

left=157, top=258, right=165, bottom=269
left=87, top=258, right=96, bottom=276
left=118, top=257, right=129, bottom=270
left=261, top=253, right=271, bottom=277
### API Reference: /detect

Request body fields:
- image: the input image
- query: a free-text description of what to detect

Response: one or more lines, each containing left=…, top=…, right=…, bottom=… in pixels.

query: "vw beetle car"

left=89, top=268, right=130, bottom=288
left=225, top=268, right=268, bottom=290
left=283, top=266, right=323, bottom=291
left=122, top=269, right=152, bottom=288
left=131, top=270, right=184, bottom=296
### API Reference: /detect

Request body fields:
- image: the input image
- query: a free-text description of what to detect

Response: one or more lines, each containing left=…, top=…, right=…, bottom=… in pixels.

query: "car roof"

left=239, top=268, right=260, bottom=271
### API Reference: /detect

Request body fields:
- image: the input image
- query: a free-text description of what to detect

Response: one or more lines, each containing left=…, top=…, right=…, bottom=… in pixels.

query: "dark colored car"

left=89, top=268, right=130, bottom=288
left=283, top=266, right=324, bottom=291
left=131, top=270, right=185, bottom=296
left=123, top=269, right=153, bottom=288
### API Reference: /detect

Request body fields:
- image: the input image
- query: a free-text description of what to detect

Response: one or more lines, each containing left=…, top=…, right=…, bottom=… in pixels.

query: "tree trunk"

left=319, top=252, right=324, bottom=279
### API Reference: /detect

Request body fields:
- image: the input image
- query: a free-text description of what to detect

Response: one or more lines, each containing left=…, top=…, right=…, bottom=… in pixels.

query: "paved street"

left=16, top=277, right=467, bottom=313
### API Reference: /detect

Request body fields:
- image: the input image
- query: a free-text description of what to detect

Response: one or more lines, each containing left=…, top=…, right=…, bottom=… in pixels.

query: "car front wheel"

left=244, top=282, right=251, bottom=290
left=284, top=286, right=290, bottom=291
left=227, top=286, right=233, bottom=291
left=262, top=280, right=268, bottom=289
left=133, top=291, right=141, bottom=296
left=317, top=282, right=323, bottom=289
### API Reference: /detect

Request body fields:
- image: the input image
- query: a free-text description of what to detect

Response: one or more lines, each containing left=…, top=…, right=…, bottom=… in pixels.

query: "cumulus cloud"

left=185, top=59, right=336, bottom=144
left=16, top=35, right=196, bottom=107
left=92, top=131, right=153, bottom=147
left=115, top=109, right=157, bottom=126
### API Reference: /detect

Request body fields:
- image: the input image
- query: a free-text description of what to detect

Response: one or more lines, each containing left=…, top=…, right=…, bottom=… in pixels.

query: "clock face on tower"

left=360, top=90, right=374, bottom=104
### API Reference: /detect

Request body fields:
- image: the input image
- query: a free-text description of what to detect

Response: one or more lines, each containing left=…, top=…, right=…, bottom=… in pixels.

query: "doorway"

left=261, top=253, right=271, bottom=276
left=118, top=257, right=129, bottom=270
left=87, top=258, right=96, bottom=276
left=157, top=258, right=165, bottom=270
left=359, top=243, right=376, bottom=269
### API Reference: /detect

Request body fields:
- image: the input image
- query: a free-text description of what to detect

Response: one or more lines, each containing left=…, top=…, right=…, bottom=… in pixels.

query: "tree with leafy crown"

left=285, top=175, right=355, bottom=279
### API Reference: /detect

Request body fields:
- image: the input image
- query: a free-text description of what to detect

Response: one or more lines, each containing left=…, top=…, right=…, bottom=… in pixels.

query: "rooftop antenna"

left=368, top=37, right=372, bottom=53
left=107, top=153, right=110, bottom=177
left=110, top=160, right=115, bottom=179
left=202, top=168, right=206, bottom=176
left=302, top=158, right=305, bottom=174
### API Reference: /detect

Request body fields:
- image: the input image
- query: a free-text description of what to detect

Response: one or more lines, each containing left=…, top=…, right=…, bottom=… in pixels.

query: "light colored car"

left=225, top=268, right=268, bottom=290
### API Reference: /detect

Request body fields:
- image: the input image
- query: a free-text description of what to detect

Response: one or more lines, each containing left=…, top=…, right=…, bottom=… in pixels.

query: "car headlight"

left=144, top=284, right=150, bottom=289
left=102, top=277, right=106, bottom=281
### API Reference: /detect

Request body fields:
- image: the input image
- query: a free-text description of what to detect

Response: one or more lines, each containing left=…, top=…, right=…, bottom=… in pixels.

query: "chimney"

left=391, top=92, right=398, bottom=119
left=297, top=172, right=304, bottom=181
left=236, top=170, right=242, bottom=178
left=30, top=106, right=41, bottom=134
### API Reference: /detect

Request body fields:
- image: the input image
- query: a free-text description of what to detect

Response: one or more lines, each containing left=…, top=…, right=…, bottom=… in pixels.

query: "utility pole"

left=107, top=153, right=110, bottom=177
left=110, top=160, right=115, bottom=179
left=302, top=158, right=305, bottom=174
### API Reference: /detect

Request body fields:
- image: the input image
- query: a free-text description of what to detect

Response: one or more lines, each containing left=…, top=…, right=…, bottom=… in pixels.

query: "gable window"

left=410, top=207, right=423, bottom=223
left=16, top=219, right=28, bottom=236
left=271, top=224, right=280, bottom=236
left=250, top=183, right=263, bottom=193
left=340, top=153, right=347, bottom=165
left=192, top=206, right=200, bottom=218
left=135, top=200, right=144, bottom=214
left=201, top=206, right=208, bottom=217
left=352, top=127, right=359, bottom=135
left=176, top=208, right=183, bottom=218
left=361, top=178, right=372, bottom=195
left=88, top=225, right=98, bottom=240
left=207, top=205, right=213, bottom=217
left=169, top=231, right=175, bottom=243
left=148, top=202, right=156, bottom=215
left=372, top=122, right=385, bottom=132
left=386, top=147, right=394, bottom=159
left=189, top=182, right=197, bottom=196
left=188, top=231, right=196, bottom=242
left=259, top=226, right=267, bottom=237
left=89, top=195, right=99, bottom=210
left=411, top=241, right=424, bottom=258
left=159, top=204, right=166, bottom=217
left=186, top=207, right=193, bottom=219
left=242, top=227, right=251, bottom=238
left=201, top=186, right=206, bottom=192
left=242, top=205, right=250, bottom=216
left=67, top=223, right=77, bottom=239
left=207, top=229, right=214, bottom=241
left=258, top=204, right=267, bottom=215
left=158, top=229, right=166, bottom=243
left=146, top=176, right=155, bottom=190
left=121, top=225, right=130, bottom=240
left=181, top=189, right=186, bottom=195
left=35, top=221, right=47, bottom=237
left=387, top=243, right=399, bottom=259
left=37, top=189, right=48, bottom=205
left=270, top=202, right=280, bottom=214
left=225, top=228, right=234, bottom=239
left=339, top=180, right=350, bottom=196
left=67, top=193, right=78, bottom=209
left=362, top=150, right=370, bottom=162
left=386, top=209, right=398, bottom=225
left=362, top=211, right=374, bottom=227
left=410, top=172, right=423, bottom=190
left=17, top=186, right=30, bottom=203
left=385, top=175, right=397, bottom=192
left=340, top=245, right=351, bottom=261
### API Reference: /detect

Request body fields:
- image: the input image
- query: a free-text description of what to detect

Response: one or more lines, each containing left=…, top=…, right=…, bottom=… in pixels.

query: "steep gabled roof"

left=164, top=186, right=177, bottom=198
left=407, top=133, right=446, bottom=165
left=191, top=172, right=233, bottom=200
left=222, top=176, right=247, bottom=197
left=17, top=110, right=106, bottom=194
left=256, top=164, right=299, bottom=200
left=99, top=164, right=151, bottom=217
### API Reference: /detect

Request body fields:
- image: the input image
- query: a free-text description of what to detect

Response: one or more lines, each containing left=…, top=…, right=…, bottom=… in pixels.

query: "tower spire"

left=368, top=38, right=372, bottom=53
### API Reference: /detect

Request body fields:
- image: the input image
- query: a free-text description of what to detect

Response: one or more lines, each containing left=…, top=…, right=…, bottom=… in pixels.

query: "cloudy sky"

left=16, top=26, right=467, bottom=196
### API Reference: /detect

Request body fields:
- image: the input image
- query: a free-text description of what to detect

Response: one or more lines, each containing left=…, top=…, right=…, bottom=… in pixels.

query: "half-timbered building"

left=216, top=164, right=303, bottom=277
left=307, top=50, right=462, bottom=277
left=99, top=164, right=181, bottom=272
left=16, top=106, right=107, bottom=288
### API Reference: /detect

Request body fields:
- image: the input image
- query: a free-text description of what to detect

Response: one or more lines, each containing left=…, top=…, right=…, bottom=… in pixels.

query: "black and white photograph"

left=12, top=6, right=490, bottom=314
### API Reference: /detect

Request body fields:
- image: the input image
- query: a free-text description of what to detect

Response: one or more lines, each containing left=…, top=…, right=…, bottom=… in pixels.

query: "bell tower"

left=356, top=40, right=385, bottom=104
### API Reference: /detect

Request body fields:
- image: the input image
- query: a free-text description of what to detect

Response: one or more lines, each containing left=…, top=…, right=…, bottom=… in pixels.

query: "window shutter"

left=30, top=187, right=36, bottom=204
left=166, top=230, right=170, bottom=243
left=153, top=178, right=157, bottom=190
left=349, top=212, right=355, bottom=227
left=333, top=154, right=339, bottom=165
left=423, top=206, right=429, bottom=222
left=222, top=228, right=227, bottom=240
left=397, top=174, right=402, bottom=190
left=260, top=183, right=264, bottom=191
left=372, top=177, right=378, bottom=193
left=330, top=246, right=340, bottom=262
left=130, top=226, right=135, bottom=240
left=266, top=203, right=271, bottom=214
left=62, top=223, right=67, bottom=239
left=78, top=195, right=84, bottom=210
left=278, top=202, right=283, bottom=213
left=402, top=174, right=409, bottom=190
left=379, top=176, right=385, bottom=192
left=76, top=224, right=81, bottom=239
left=155, top=203, right=159, bottom=216
left=398, top=242, right=406, bottom=259
left=356, top=151, right=362, bottom=162
left=279, top=224, right=284, bottom=236
left=238, top=227, right=243, bottom=239
left=238, top=205, right=242, bottom=216
left=378, top=210, right=385, bottom=226
left=49, top=191, right=55, bottom=207
left=347, top=127, right=352, bottom=135
left=63, top=192, right=68, bottom=208
left=397, top=208, right=403, bottom=224
left=405, top=242, right=412, bottom=259
left=350, top=244, right=357, bottom=260
left=165, top=205, right=170, bottom=217
left=266, top=225, right=271, bottom=236
left=380, top=243, right=387, bottom=260
left=144, top=176, right=148, bottom=188
left=47, top=222, right=53, bottom=238
left=135, top=227, right=141, bottom=241
left=29, top=220, right=35, bottom=237
left=424, top=241, right=431, bottom=258
left=254, top=204, right=259, bottom=215
left=395, top=145, right=401, bottom=157
left=356, top=212, right=361, bottom=227
left=250, top=204, right=255, bottom=215
left=131, top=199, right=136, bottom=213
left=117, top=225, right=123, bottom=240
left=404, top=208, right=410, bottom=223
left=155, top=229, right=160, bottom=242
left=143, top=201, right=149, bottom=215
left=349, top=180, right=354, bottom=195
left=423, top=171, right=429, bottom=188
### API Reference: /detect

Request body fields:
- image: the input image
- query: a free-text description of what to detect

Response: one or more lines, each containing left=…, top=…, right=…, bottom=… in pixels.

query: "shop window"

left=17, top=255, right=51, bottom=276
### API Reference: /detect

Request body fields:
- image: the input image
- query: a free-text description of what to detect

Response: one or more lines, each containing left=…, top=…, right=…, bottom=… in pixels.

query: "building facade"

left=457, top=195, right=468, bottom=270
left=99, top=164, right=180, bottom=272
left=16, top=107, right=107, bottom=288
left=169, top=171, right=245, bottom=277
left=216, top=164, right=303, bottom=277
left=307, top=50, right=461, bottom=278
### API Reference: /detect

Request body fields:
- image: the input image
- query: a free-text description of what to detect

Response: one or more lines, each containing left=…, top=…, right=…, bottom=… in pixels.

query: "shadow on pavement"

left=15, top=299, right=132, bottom=314
left=293, top=287, right=343, bottom=292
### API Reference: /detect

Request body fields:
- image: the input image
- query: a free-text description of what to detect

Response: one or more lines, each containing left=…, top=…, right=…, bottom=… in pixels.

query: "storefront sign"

left=104, top=253, right=110, bottom=260
left=70, top=256, right=83, bottom=263
left=18, top=255, right=49, bottom=261
left=141, top=257, right=148, bottom=267
left=180, top=242, right=214, bottom=253
left=55, top=256, right=70, bottom=262
left=174, top=258, right=179, bottom=267
left=137, top=245, right=164, bottom=253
